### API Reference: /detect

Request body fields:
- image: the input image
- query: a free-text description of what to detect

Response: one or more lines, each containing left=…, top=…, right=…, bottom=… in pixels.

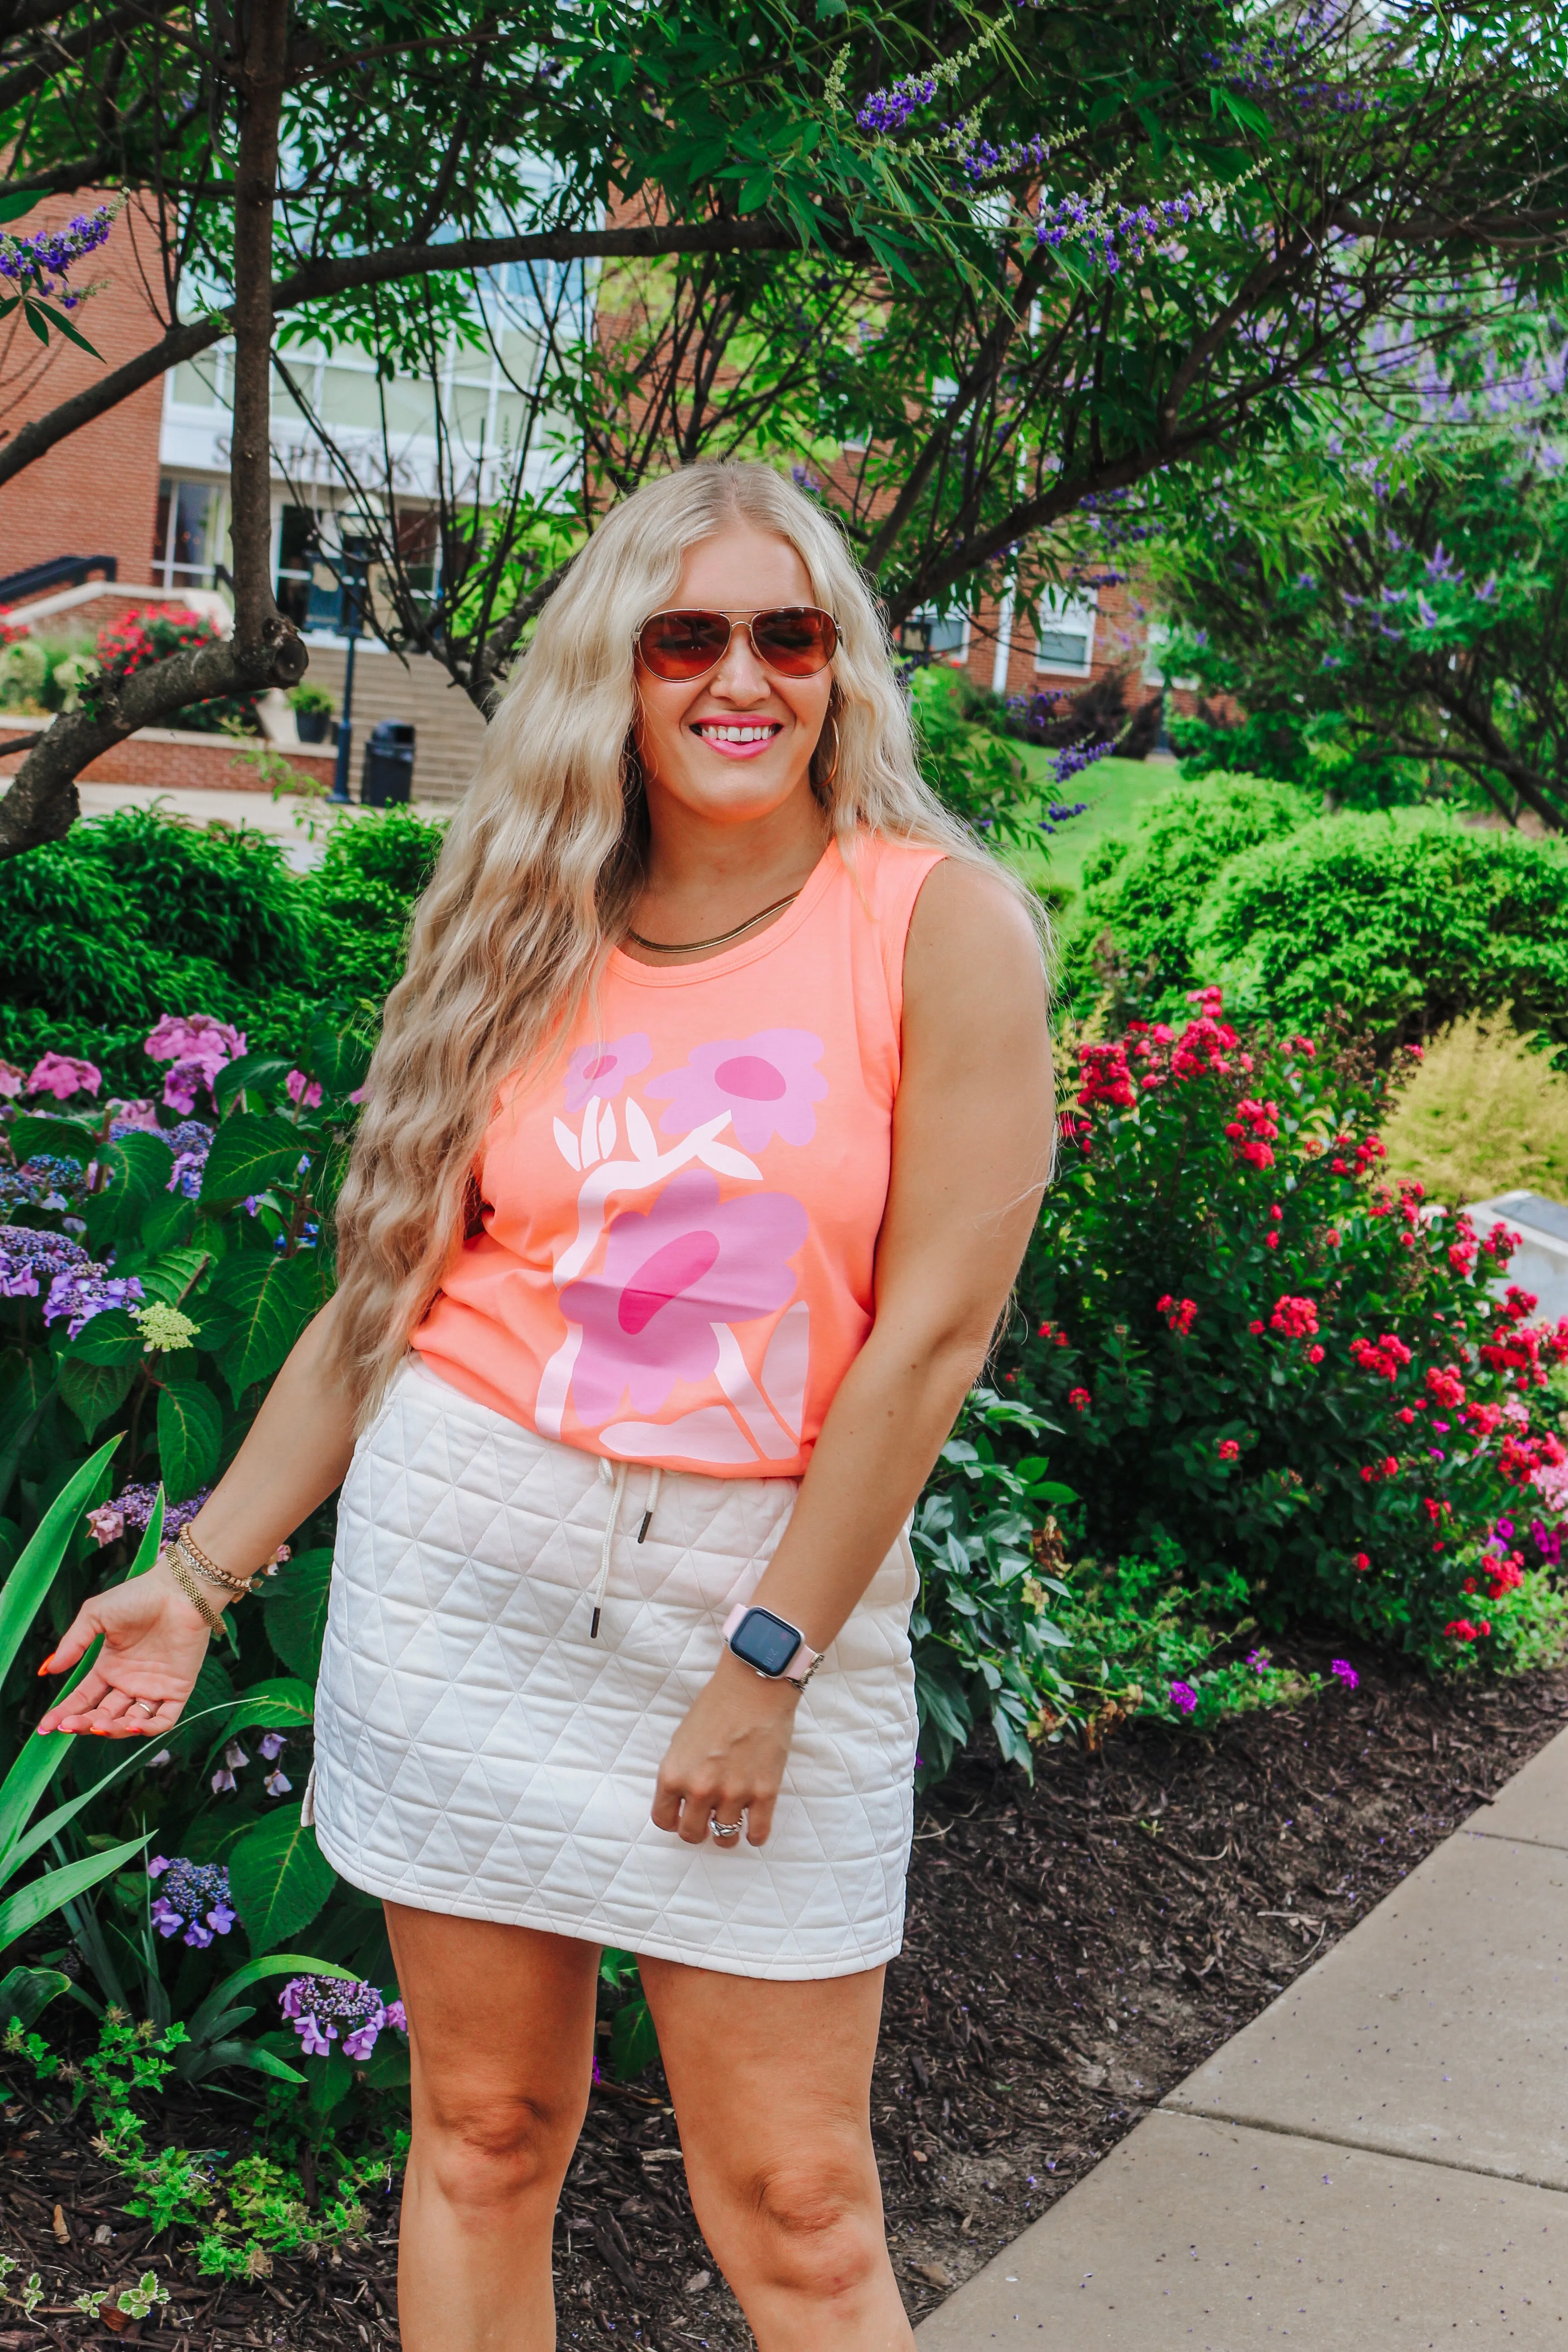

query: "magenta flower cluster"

left=144, top=1014, right=246, bottom=1114
left=147, top=1856, right=236, bottom=1948
left=279, top=1976, right=408, bottom=2062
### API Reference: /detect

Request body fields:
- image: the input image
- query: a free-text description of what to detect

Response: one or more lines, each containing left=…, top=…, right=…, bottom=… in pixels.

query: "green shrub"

left=1005, top=990, right=1568, bottom=1673
left=1194, top=813, right=1568, bottom=1055
left=1072, top=772, right=1312, bottom=1014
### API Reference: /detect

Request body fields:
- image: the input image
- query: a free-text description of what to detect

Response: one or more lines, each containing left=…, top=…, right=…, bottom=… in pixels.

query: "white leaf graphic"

left=696, top=1138, right=763, bottom=1182
left=599, top=1101, right=617, bottom=1159
left=624, top=1097, right=659, bottom=1164
left=579, top=1095, right=602, bottom=1167
left=552, top=1117, right=582, bottom=1171
left=760, top=1301, right=809, bottom=1443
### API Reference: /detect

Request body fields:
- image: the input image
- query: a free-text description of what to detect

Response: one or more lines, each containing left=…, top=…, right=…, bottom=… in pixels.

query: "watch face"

left=730, top=1607, right=803, bottom=1678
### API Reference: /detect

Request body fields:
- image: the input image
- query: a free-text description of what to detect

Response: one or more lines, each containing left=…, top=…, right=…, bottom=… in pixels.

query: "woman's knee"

left=720, top=2148, right=884, bottom=2302
left=415, top=2079, right=583, bottom=2219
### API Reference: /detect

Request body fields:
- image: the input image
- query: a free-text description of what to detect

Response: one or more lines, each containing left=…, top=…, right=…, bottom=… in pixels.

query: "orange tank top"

left=413, top=832, right=946, bottom=1476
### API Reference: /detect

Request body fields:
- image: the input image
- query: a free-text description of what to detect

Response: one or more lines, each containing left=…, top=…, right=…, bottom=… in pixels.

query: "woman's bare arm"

left=653, top=858, right=1054, bottom=1843
left=37, top=1294, right=360, bottom=1738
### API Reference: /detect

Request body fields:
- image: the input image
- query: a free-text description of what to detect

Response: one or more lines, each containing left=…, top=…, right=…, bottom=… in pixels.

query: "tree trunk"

left=0, top=0, right=305, bottom=861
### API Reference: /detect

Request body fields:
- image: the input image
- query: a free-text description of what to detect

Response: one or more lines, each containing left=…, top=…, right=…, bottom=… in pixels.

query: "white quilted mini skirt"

left=309, top=1359, right=919, bottom=1979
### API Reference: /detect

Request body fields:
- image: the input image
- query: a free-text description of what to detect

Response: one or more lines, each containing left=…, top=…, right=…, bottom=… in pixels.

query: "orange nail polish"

left=37, top=1657, right=55, bottom=1676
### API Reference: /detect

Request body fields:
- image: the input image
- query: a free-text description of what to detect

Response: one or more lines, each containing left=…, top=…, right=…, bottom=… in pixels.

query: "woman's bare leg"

left=640, top=1955, right=915, bottom=2352
left=385, top=1904, right=600, bottom=2352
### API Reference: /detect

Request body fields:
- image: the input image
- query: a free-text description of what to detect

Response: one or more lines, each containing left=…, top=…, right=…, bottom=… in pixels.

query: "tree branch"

left=0, top=211, right=828, bottom=491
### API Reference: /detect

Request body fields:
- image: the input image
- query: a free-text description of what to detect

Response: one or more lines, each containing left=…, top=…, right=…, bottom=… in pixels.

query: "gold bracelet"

left=162, top=1547, right=222, bottom=1633
left=174, top=1529, right=251, bottom=1599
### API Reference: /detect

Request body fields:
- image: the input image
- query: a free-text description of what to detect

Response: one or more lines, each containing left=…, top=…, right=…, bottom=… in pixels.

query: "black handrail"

left=0, top=553, right=118, bottom=604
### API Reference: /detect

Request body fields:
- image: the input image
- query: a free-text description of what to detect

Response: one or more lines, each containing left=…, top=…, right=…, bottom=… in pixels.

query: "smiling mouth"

left=690, top=720, right=783, bottom=745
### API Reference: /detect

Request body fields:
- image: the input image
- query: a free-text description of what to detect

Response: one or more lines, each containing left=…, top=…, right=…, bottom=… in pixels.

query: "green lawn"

left=1008, top=750, right=1189, bottom=922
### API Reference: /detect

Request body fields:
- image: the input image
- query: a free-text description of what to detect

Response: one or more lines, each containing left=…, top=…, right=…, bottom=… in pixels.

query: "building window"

left=275, top=504, right=321, bottom=630
left=152, top=479, right=224, bottom=592
left=894, top=608, right=970, bottom=664
left=1034, top=588, right=1098, bottom=676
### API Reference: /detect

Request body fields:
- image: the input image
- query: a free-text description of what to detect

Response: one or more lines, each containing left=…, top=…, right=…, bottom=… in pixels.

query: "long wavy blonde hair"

left=330, top=459, right=1045, bottom=1418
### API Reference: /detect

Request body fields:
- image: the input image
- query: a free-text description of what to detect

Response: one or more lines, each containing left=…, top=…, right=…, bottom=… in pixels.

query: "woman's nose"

left=709, top=626, right=772, bottom=702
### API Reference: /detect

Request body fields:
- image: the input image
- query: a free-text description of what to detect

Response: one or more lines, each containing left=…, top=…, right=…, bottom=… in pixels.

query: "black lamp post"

left=328, top=541, right=368, bottom=804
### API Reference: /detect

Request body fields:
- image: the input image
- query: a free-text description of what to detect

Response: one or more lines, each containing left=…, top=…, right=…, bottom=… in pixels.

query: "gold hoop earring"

left=815, top=713, right=840, bottom=793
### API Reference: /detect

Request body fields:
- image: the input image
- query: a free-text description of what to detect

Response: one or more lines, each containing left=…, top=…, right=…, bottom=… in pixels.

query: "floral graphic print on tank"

left=414, top=834, right=946, bottom=1474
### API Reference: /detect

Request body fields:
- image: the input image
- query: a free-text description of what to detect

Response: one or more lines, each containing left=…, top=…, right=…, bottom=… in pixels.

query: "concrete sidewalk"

left=916, top=1725, right=1568, bottom=2347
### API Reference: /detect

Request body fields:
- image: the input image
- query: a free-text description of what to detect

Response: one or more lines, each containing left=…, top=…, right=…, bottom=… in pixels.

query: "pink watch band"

left=723, top=1601, right=823, bottom=1686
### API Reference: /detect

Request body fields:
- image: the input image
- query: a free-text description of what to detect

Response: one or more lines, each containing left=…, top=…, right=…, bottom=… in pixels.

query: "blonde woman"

left=39, top=461, right=1053, bottom=2352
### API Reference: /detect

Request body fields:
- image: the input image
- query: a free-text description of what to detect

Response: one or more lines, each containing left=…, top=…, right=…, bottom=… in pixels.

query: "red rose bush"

left=1013, top=989, right=1568, bottom=1672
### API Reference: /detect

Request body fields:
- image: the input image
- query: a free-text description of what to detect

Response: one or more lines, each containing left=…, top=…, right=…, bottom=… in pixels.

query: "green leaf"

left=61, top=1309, right=142, bottom=1367
left=6, top=1113, right=94, bottom=1166
left=156, top=1373, right=221, bottom=1503
left=307, top=2044, right=356, bottom=2115
left=137, top=1245, right=211, bottom=1307
left=610, top=1993, right=660, bottom=2081
left=0, top=1832, right=150, bottom=1960
left=201, top=1250, right=318, bottom=1398
left=206, top=1676, right=314, bottom=1763
left=28, top=300, right=101, bottom=359
left=305, top=1020, right=371, bottom=1099
left=0, top=192, right=39, bottom=221
left=213, top=1056, right=293, bottom=1115
left=58, top=1357, right=135, bottom=1439
left=228, top=1804, right=336, bottom=1950
left=260, top=1547, right=332, bottom=1680
left=199, top=1111, right=310, bottom=1203
left=0, top=1965, right=71, bottom=2028
left=0, top=1437, right=118, bottom=1686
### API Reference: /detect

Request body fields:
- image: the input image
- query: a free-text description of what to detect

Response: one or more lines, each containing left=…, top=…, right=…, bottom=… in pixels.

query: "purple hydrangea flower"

left=0, top=1225, right=88, bottom=1298
left=147, top=1856, right=237, bottom=1948
left=43, top=1263, right=144, bottom=1337
left=279, top=1976, right=407, bottom=2063
left=1168, top=1680, right=1200, bottom=1715
left=0, top=1156, right=87, bottom=1214
left=164, top=1119, right=215, bottom=1199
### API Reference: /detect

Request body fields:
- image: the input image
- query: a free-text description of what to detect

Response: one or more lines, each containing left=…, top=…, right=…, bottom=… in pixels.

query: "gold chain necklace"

left=624, top=890, right=802, bottom=955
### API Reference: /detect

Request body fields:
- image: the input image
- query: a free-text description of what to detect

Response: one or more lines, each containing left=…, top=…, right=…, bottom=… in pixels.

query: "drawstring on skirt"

left=591, top=1462, right=662, bottom=1637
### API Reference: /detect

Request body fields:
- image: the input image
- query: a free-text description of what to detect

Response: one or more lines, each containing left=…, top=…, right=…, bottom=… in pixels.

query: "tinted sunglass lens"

left=752, top=608, right=835, bottom=673
left=638, top=612, right=730, bottom=678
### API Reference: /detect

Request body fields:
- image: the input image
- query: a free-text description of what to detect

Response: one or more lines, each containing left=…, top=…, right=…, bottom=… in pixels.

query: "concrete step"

left=300, top=642, right=489, bottom=806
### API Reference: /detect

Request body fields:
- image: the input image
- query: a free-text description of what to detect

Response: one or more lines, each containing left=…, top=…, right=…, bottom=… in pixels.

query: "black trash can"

left=361, top=719, right=415, bottom=807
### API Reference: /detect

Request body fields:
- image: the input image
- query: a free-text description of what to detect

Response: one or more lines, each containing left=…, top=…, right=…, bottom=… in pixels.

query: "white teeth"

left=696, top=723, right=778, bottom=744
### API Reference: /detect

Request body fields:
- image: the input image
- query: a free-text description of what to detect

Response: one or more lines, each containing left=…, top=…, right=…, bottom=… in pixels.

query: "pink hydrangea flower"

left=144, top=1014, right=245, bottom=1111
left=563, top=1033, right=652, bottom=1113
left=285, top=1069, right=323, bottom=1109
left=647, top=1029, right=827, bottom=1152
left=560, top=1169, right=806, bottom=1421
left=85, top=1504, right=124, bottom=1548
left=106, top=1097, right=160, bottom=1132
left=0, top=1062, right=24, bottom=1099
left=26, top=1051, right=101, bottom=1100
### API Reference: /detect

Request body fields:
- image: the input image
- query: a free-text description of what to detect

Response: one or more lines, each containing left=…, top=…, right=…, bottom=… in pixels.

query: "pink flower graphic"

left=560, top=1169, right=807, bottom=1422
left=647, top=1029, right=826, bottom=1152
left=563, top=1033, right=652, bottom=1113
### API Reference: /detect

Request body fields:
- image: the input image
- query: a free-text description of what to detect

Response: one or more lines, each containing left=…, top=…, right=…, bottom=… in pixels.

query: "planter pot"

left=295, top=709, right=331, bottom=744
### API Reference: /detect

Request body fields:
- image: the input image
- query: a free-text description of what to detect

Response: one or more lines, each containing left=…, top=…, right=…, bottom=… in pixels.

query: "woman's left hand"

left=652, top=1650, right=801, bottom=1848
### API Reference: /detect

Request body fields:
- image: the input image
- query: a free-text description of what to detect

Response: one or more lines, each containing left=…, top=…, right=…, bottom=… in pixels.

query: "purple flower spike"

left=1168, top=1680, right=1200, bottom=1716
left=1330, top=1660, right=1359, bottom=1690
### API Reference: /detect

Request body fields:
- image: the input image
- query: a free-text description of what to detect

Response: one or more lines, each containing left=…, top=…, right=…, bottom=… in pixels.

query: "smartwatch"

left=723, top=1602, right=823, bottom=1687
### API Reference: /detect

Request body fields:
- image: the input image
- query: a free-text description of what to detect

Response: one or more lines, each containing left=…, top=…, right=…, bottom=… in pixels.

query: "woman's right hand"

left=36, top=1556, right=216, bottom=1740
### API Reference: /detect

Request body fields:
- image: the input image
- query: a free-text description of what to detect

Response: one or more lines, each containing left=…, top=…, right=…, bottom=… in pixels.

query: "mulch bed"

left=4, top=1634, right=1565, bottom=2350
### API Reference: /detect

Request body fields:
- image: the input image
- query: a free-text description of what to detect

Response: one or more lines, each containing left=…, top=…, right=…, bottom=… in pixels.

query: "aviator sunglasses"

left=634, top=605, right=838, bottom=682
